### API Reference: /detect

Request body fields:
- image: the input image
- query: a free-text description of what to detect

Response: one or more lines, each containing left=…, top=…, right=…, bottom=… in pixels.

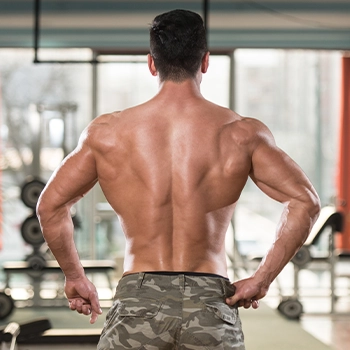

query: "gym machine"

left=0, top=100, right=119, bottom=320
left=0, top=177, right=116, bottom=321
left=0, top=318, right=101, bottom=350
left=227, top=205, right=348, bottom=320
left=0, top=319, right=51, bottom=350
left=277, top=205, right=346, bottom=319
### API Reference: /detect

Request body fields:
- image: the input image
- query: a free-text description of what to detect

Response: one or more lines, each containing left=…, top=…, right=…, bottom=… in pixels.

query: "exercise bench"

left=278, top=205, right=345, bottom=319
left=0, top=260, right=116, bottom=320
left=0, top=317, right=102, bottom=350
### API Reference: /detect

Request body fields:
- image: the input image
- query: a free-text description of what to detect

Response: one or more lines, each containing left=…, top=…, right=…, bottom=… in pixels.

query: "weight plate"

left=0, top=292, right=15, bottom=320
left=20, top=215, right=45, bottom=246
left=292, top=246, right=311, bottom=267
left=278, top=299, right=303, bottom=320
left=20, top=179, right=46, bottom=209
left=27, top=255, right=46, bottom=271
left=26, top=254, right=47, bottom=278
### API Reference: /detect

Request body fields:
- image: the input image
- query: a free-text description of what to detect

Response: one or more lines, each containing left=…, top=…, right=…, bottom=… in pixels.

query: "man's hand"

left=64, top=275, right=102, bottom=324
left=225, top=276, right=269, bottom=309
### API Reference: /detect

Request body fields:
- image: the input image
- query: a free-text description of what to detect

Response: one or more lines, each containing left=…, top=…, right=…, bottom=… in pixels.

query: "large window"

left=0, top=48, right=342, bottom=277
left=234, top=49, right=341, bottom=256
left=0, top=51, right=232, bottom=277
left=0, top=49, right=92, bottom=266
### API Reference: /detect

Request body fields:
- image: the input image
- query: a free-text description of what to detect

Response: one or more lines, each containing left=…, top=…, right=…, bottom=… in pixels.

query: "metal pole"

left=92, top=52, right=98, bottom=120
left=229, top=51, right=236, bottom=111
left=315, top=55, right=323, bottom=202
left=33, top=0, right=41, bottom=63
left=89, top=51, right=99, bottom=259
left=203, top=0, right=209, bottom=43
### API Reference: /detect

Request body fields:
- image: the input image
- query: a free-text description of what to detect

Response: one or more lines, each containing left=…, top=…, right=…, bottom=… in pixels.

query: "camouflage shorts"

left=97, top=272, right=245, bottom=350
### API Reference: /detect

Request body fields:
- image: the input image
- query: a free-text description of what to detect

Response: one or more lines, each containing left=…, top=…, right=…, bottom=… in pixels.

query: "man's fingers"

left=82, top=303, right=92, bottom=315
left=89, top=299, right=103, bottom=324
left=90, top=293, right=103, bottom=316
left=243, top=299, right=252, bottom=309
left=69, top=298, right=91, bottom=313
left=226, top=295, right=240, bottom=306
left=252, top=300, right=259, bottom=309
left=90, top=310, right=99, bottom=324
left=85, top=295, right=102, bottom=324
left=74, top=299, right=85, bottom=313
left=68, top=294, right=102, bottom=323
left=226, top=296, right=260, bottom=309
left=69, top=299, right=76, bottom=310
left=89, top=304, right=103, bottom=324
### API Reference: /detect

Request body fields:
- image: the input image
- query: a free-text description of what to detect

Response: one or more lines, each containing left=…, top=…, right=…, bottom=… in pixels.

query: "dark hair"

left=150, top=9, right=208, bottom=82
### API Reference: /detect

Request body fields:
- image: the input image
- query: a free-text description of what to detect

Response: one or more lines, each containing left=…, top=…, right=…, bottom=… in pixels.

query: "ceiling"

left=1, top=0, right=350, bottom=52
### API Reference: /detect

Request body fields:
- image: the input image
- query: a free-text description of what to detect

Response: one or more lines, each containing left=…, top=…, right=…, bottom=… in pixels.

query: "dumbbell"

left=20, top=178, right=46, bottom=209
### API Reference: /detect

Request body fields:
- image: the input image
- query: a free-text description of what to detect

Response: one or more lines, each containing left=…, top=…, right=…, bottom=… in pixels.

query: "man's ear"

left=147, top=54, right=157, bottom=76
left=201, top=52, right=210, bottom=74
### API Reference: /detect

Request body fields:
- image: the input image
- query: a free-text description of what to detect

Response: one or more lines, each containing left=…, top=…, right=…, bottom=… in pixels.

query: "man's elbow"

left=36, top=191, right=56, bottom=223
left=36, top=194, right=48, bottom=223
left=306, top=190, right=321, bottom=224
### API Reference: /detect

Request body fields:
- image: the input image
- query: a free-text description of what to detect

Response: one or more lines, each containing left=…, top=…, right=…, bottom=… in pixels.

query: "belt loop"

left=219, top=278, right=226, bottom=298
left=221, top=279, right=236, bottom=299
left=136, top=272, right=145, bottom=289
left=179, top=274, right=185, bottom=293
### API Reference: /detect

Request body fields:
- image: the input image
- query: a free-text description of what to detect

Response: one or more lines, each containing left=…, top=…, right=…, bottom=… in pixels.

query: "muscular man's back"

left=89, top=87, right=252, bottom=276
left=35, top=10, right=320, bottom=331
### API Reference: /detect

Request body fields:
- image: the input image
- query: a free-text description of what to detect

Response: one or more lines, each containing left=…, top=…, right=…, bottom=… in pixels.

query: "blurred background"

left=0, top=1, right=350, bottom=349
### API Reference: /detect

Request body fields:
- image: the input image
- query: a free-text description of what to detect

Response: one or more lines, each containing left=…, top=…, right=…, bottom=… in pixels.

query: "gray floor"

left=262, top=273, right=350, bottom=350
left=302, top=313, right=350, bottom=350
left=240, top=302, right=333, bottom=350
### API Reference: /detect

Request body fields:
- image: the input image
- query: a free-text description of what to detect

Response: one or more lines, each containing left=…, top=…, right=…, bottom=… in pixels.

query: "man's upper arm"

left=38, top=126, right=98, bottom=211
left=249, top=122, right=319, bottom=209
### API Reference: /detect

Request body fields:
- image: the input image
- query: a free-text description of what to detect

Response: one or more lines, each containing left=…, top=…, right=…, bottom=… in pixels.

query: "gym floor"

left=263, top=295, right=350, bottom=350
left=263, top=266, right=350, bottom=350
left=302, top=313, right=350, bottom=350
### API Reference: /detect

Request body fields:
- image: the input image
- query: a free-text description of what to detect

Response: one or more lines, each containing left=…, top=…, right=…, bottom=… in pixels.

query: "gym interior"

left=0, top=1, right=350, bottom=349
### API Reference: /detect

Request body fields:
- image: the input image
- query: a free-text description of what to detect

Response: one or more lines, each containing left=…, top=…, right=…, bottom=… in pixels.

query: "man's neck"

left=157, top=79, right=203, bottom=99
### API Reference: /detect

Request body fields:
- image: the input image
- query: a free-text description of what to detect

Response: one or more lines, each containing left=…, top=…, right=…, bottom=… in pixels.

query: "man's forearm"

left=252, top=199, right=320, bottom=287
left=37, top=205, right=85, bottom=279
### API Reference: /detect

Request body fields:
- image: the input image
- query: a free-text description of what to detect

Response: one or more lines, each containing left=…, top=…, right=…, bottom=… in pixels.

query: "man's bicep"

left=41, top=142, right=98, bottom=209
left=249, top=142, right=314, bottom=205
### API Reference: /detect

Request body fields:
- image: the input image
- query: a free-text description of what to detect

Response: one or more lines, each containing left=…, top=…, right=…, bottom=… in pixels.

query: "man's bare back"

left=88, top=82, right=253, bottom=277
left=37, top=34, right=320, bottom=328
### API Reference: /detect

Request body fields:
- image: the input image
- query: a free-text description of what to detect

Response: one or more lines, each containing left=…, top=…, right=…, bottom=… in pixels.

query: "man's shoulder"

left=232, top=115, right=267, bottom=131
left=80, top=111, right=123, bottom=147
left=222, top=115, right=275, bottom=152
left=92, top=111, right=122, bottom=125
left=87, top=111, right=126, bottom=133
left=225, top=115, right=269, bottom=137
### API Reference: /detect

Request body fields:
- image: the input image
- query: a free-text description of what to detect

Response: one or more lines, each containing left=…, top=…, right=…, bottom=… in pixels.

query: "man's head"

left=149, top=9, right=208, bottom=83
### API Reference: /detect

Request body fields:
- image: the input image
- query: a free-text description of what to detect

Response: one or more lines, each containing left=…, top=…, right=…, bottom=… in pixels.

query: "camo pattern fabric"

left=97, top=272, right=245, bottom=350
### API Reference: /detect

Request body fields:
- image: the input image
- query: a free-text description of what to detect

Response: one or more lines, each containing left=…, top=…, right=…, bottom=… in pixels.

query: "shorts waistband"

left=140, top=271, right=229, bottom=280
left=119, top=272, right=234, bottom=297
